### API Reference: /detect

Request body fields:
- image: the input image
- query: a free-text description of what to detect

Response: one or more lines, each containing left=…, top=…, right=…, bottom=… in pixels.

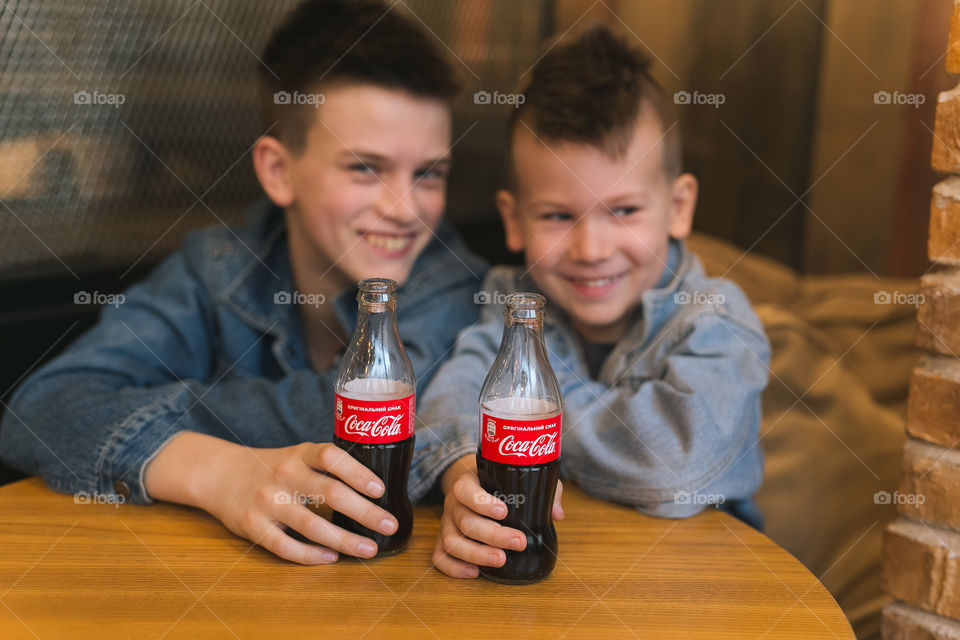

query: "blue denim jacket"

left=0, top=199, right=487, bottom=505
left=419, top=238, right=770, bottom=527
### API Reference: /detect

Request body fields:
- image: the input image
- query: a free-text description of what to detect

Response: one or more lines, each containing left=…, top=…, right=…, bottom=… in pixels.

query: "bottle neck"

left=354, top=305, right=399, bottom=351
left=503, top=304, right=545, bottom=349
left=498, top=319, right=550, bottom=384
left=335, top=278, right=415, bottom=392
left=336, top=301, right=415, bottom=393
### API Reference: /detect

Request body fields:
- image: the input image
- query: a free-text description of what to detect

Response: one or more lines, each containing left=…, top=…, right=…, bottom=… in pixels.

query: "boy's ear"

left=496, top=189, right=526, bottom=252
left=252, top=135, right=295, bottom=208
left=668, top=173, right=698, bottom=240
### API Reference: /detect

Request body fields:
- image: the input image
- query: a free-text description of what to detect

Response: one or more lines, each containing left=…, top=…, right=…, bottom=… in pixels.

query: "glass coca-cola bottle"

left=332, top=278, right=415, bottom=556
left=477, top=292, right=563, bottom=583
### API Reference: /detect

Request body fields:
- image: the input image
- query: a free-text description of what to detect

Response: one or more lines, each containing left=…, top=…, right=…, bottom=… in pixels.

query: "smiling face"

left=258, top=84, right=452, bottom=294
left=498, top=112, right=697, bottom=344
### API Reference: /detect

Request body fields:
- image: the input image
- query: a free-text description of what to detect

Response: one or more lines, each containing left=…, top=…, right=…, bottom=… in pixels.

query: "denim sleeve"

left=407, top=274, right=493, bottom=503
left=415, top=304, right=504, bottom=494
left=0, top=249, right=342, bottom=506
left=556, top=312, right=770, bottom=519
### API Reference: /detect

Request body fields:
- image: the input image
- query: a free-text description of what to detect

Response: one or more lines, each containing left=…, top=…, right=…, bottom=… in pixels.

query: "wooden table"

left=0, top=477, right=853, bottom=639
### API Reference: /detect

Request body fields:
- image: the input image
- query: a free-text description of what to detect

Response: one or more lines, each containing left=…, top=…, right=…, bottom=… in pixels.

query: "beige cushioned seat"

left=688, top=232, right=918, bottom=640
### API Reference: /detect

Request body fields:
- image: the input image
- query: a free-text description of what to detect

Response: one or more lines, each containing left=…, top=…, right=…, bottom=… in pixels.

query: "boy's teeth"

left=364, top=233, right=412, bottom=251
left=575, top=276, right=618, bottom=288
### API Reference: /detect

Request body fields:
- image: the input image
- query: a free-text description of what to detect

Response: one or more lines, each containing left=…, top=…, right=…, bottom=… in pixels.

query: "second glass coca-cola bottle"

left=477, top=292, right=563, bottom=583
left=332, top=278, right=415, bottom=556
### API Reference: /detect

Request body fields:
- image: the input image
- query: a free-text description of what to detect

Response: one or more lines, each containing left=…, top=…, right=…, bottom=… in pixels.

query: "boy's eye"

left=348, top=162, right=377, bottom=175
left=540, top=212, right=572, bottom=222
left=414, top=166, right=448, bottom=182
left=611, top=206, right=640, bottom=217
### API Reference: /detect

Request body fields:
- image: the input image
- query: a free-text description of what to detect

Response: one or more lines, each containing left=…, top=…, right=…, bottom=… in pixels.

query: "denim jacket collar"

left=633, top=236, right=692, bottom=343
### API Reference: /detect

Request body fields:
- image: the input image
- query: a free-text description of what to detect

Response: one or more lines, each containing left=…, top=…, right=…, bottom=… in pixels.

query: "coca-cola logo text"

left=498, top=432, right=558, bottom=459
left=343, top=413, right=404, bottom=439
left=335, top=394, right=413, bottom=444
left=479, top=411, right=561, bottom=465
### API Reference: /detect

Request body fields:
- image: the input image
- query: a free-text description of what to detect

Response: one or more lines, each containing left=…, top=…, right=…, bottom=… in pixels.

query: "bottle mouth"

left=504, top=292, right=545, bottom=322
left=357, top=278, right=398, bottom=309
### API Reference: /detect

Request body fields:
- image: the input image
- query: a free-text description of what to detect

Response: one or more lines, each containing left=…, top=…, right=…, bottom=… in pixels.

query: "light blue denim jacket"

left=0, top=199, right=488, bottom=505
left=419, top=238, right=770, bottom=527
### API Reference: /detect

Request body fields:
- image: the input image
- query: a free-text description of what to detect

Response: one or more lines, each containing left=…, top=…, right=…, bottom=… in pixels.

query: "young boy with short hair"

left=425, top=26, right=770, bottom=579
left=0, top=0, right=486, bottom=566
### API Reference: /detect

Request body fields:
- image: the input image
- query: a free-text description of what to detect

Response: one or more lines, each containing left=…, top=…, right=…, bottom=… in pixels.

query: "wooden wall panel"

left=804, top=0, right=920, bottom=275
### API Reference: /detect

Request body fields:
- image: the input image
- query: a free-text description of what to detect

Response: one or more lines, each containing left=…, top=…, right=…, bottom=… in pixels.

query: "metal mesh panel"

left=0, top=1, right=297, bottom=278
left=0, top=0, right=549, bottom=280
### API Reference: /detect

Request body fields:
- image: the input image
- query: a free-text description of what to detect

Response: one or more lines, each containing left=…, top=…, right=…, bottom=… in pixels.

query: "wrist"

left=144, top=431, right=239, bottom=509
left=440, top=453, right=477, bottom=495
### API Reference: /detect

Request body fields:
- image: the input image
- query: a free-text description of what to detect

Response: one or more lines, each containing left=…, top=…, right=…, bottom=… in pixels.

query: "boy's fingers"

left=310, top=474, right=397, bottom=536
left=250, top=517, right=339, bottom=565
left=277, top=503, right=380, bottom=559
left=306, top=443, right=385, bottom=498
left=553, top=480, right=565, bottom=521
left=449, top=502, right=526, bottom=552
left=451, top=474, right=506, bottom=520
left=440, top=517, right=506, bottom=567
left=432, top=536, right=480, bottom=579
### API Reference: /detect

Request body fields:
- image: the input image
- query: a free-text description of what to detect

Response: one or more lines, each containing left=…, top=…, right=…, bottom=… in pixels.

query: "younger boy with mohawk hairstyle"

left=423, top=26, right=771, bottom=579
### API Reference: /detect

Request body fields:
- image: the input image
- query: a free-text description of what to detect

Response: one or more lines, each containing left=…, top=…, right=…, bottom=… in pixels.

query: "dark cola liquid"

left=332, top=435, right=414, bottom=557
left=477, top=454, right=560, bottom=584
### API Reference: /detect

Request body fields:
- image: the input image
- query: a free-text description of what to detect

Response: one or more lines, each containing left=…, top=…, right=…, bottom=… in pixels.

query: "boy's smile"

left=360, top=230, right=418, bottom=257
left=498, top=112, right=697, bottom=344
left=562, top=270, right=629, bottom=299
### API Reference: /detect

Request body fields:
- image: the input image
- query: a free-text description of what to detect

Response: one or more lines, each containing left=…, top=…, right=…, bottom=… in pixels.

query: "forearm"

left=560, top=378, right=761, bottom=499
left=1, top=368, right=331, bottom=505
left=414, top=330, right=495, bottom=502
left=555, top=313, right=769, bottom=503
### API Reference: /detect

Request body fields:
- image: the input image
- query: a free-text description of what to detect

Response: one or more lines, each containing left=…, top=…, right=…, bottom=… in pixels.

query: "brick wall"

left=882, top=3, right=960, bottom=637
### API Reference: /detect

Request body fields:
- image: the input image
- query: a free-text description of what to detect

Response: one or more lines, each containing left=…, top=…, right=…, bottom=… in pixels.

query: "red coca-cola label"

left=479, top=411, right=561, bottom=465
left=335, top=394, right=415, bottom=444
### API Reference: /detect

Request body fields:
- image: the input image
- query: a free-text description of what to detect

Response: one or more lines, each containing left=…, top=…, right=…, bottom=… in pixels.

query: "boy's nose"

left=569, top=217, right=613, bottom=263
left=377, top=177, right=419, bottom=225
